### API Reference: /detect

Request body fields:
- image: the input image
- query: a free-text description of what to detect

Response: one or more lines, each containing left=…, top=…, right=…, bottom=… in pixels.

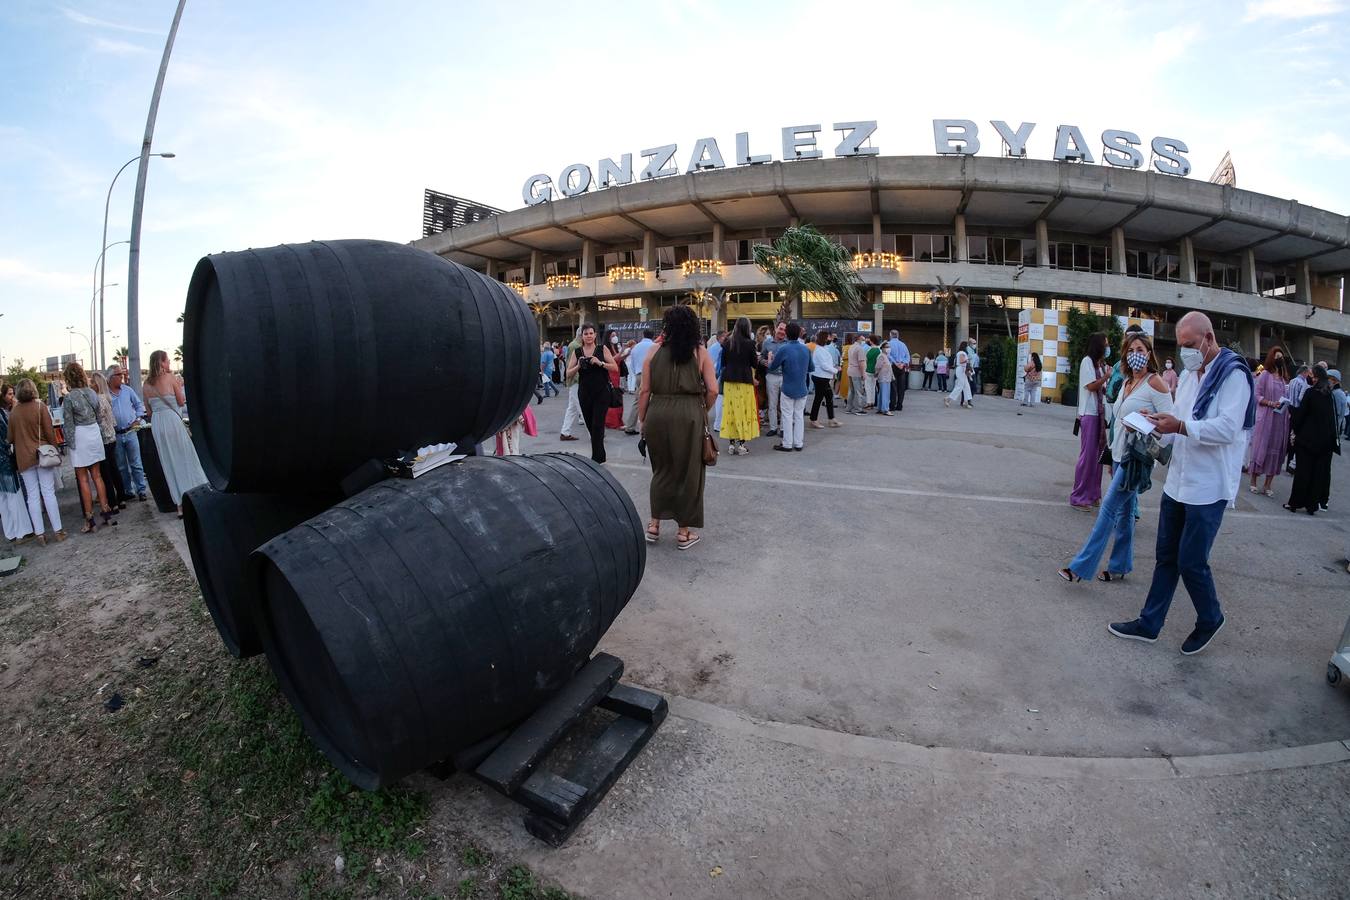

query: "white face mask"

left=1179, top=346, right=1204, bottom=372
left=1165, top=361, right=1173, bottom=369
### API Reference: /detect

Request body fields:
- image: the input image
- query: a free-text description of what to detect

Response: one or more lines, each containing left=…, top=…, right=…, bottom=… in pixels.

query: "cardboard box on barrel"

left=1017, top=309, right=1155, bottom=402
left=179, top=239, right=663, bottom=845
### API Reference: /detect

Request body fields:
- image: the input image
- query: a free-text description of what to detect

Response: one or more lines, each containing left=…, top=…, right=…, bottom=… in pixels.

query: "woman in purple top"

left=1247, top=346, right=1290, bottom=496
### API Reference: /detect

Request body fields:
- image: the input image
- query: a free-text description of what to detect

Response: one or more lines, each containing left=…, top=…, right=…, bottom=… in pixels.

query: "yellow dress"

left=719, top=381, right=759, bottom=441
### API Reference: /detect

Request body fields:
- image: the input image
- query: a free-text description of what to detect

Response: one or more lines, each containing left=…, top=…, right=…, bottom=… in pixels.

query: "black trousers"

left=578, top=385, right=610, bottom=463
left=891, top=364, right=906, bottom=410
left=100, top=442, right=127, bottom=507
left=809, top=376, right=835, bottom=421
left=922, top=370, right=934, bottom=390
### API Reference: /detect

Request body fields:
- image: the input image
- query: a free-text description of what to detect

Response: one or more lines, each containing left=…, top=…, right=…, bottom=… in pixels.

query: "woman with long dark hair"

left=1247, top=346, right=1290, bottom=496
left=719, top=316, right=760, bottom=455
left=1284, top=365, right=1337, bottom=515
left=565, top=324, right=618, bottom=463
left=639, top=305, right=718, bottom=550
left=1070, top=332, right=1110, bottom=509
left=143, top=349, right=209, bottom=516
left=1021, top=352, right=1043, bottom=406
left=603, top=329, right=630, bottom=430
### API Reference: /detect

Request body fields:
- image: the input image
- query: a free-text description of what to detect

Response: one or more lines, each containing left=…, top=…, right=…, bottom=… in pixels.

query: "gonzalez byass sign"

left=522, top=119, right=1191, bottom=206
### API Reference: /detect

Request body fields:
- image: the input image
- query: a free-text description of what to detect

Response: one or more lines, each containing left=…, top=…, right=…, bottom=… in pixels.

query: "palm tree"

left=752, top=225, right=863, bottom=324
left=115, top=345, right=129, bottom=363
left=173, top=345, right=184, bottom=365
left=929, top=276, right=968, bottom=352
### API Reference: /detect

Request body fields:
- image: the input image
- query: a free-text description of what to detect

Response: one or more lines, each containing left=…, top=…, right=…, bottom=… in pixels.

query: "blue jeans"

left=1136, top=493, right=1226, bottom=636
left=877, top=381, right=891, bottom=412
left=115, top=431, right=148, bottom=495
left=541, top=376, right=558, bottom=397
left=1069, top=464, right=1136, bottom=579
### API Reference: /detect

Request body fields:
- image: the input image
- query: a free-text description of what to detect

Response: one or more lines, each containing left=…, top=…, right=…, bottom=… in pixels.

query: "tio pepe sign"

left=522, top=119, right=1192, bottom=206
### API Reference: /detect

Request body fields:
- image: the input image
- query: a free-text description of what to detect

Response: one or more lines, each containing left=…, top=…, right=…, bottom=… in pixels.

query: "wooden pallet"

left=429, top=653, right=667, bottom=846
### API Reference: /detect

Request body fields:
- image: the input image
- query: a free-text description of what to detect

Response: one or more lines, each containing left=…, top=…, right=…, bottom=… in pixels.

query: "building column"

left=580, top=240, right=594, bottom=278
left=954, top=214, right=968, bottom=262
left=642, top=231, right=656, bottom=271
left=1035, top=220, right=1050, bottom=267
left=1179, top=236, right=1196, bottom=285
left=1237, top=320, right=1261, bottom=359
left=957, top=294, right=971, bottom=347
left=529, top=250, right=543, bottom=285
left=872, top=290, right=884, bottom=334
left=871, top=212, right=882, bottom=251
left=484, top=259, right=498, bottom=280
left=788, top=292, right=801, bottom=319
left=711, top=222, right=725, bottom=263
left=1294, top=259, right=1313, bottom=305
left=1338, top=338, right=1350, bottom=381
left=582, top=298, right=600, bottom=328
left=1240, top=248, right=1257, bottom=294
left=1110, top=227, right=1126, bottom=275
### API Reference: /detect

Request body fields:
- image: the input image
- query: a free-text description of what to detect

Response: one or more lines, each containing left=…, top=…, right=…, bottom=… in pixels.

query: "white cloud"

left=60, top=7, right=161, bottom=35
left=1243, top=0, right=1344, bottom=22
left=0, top=258, right=87, bottom=291
left=91, top=36, right=153, bottom=56
left=1310, top=132, right=1350, bottom=158
left=1150, top=23, right=1202, bottom=66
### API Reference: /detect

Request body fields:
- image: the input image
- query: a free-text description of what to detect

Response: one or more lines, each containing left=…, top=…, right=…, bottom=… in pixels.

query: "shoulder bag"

left=697, top=347, right=719, bottom=467
left=36, top=405, right=61, bottom=468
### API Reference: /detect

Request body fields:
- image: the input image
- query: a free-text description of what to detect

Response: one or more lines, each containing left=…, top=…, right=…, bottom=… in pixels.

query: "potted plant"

left=980, top=338, right=1005, bottom=396
left=999, top=336, right=1017, bottom=399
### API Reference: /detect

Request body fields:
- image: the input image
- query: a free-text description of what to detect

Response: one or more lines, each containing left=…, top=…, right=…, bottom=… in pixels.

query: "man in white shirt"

left=623, top=329, right=656, bottom=434
left=1109, top=312, right=1254, bottom=655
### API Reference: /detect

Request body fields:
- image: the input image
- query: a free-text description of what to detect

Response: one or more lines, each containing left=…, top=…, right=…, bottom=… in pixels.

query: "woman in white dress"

left=62, top=362, right=118, bottom=534
left=945, top=341, right=973, bottom=408
left=0, top=382, right=34, bottom=543
left=142, top=350, right=209, bottom=518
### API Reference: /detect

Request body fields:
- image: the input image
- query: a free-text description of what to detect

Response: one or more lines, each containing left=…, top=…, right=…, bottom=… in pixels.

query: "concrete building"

left=413, top=155, right=1350, bottom=371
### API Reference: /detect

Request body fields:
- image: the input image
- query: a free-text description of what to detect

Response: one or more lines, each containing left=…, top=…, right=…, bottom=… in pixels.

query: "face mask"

left=610, top=337, right=618, bottom=344
left=1127, top=351, right=1148, bottom=372
left=1165, top=361, right=1173, bottom=369
left=1179, top=346, right=1204, bottom=372
left=1103, top=346, right=1111, bottom=359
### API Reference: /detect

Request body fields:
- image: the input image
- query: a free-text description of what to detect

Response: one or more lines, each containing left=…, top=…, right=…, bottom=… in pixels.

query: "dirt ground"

left=0, top=466, right=572, bottom=900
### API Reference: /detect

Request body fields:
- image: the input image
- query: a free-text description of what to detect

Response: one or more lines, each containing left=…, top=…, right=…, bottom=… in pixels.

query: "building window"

left=967, top=237, right=988, bottom=263
left=1049, top=242, right=1108, bottom=273
left=880, top=290, right=931, bottom=304
left=1257, top=266, right=1295, bottom=298
left=598, top=297, right=642, bottom=311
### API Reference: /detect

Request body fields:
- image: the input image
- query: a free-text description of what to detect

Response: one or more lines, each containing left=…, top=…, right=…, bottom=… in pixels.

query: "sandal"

left=101, top=510, right=118, bottom=526
left=1249, top=485, right=1259, bottom=493
left=81, top=517, right=97, bottom=535
left=645, top=522, right=660, bottom=543
left=1098, top=571, right=1126, bottom=582
left=1263, top=489, right=1274, bottom=497
left=677, top=529, right=701, bottom=551
left=1057, top=567, right=1081, bottom=583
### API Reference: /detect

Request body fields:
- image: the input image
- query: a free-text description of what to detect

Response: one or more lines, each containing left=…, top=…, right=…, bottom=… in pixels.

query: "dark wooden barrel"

left=182, top=239, right=536, bottom=494
left=181, top=486, right=337, bottom=659
left=137, top=427, right=177, bottom=513
left=250, top=453, right=645, bottom=790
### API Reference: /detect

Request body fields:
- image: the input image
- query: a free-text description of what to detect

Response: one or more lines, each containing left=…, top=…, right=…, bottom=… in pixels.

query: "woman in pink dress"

left=1247, top=346, right=1290, bottom=496
left=603, top=330, right=630, bottom=430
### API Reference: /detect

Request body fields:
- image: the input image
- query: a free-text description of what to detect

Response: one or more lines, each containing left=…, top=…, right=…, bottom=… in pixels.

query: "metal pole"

left=94, top=239, right=130, bottom=371
left=126, top=0, right=187, bottom=393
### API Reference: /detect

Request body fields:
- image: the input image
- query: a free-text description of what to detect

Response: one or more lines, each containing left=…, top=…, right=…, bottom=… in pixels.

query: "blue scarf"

left=1191, top=347, right=1255, bottom=429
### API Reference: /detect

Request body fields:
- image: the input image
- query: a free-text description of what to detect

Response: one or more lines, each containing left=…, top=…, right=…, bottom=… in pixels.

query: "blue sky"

left=2, top=0, right=1347, bottom=371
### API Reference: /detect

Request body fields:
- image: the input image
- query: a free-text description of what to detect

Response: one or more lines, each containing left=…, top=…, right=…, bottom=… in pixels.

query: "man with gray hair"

left=1109, top=311, right=1254, bottom=655
left=105, top=364, right=149, bottom=501
left=887, top=329, right=910, bottom=412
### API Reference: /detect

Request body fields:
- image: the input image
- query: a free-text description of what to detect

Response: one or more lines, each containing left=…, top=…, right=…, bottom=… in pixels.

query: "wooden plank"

left=517, top=771, right=587, bottom=822
left=474, top=653, right=623, bottom=795
left=597, top=683, right=668, bottom=724
left=523, top=714, right=659, bottom=846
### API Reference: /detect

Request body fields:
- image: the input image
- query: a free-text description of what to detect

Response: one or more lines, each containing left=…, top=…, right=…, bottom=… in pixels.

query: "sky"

left=1, top=0, right=1348, bottom=373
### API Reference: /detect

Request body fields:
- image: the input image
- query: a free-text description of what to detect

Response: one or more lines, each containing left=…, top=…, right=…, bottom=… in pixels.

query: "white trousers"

left=711, top=395, right=724, bottom=431
left=949, top=370, right=972, bottom=405
left=780, top=394, right=807, bottom=448
left=864, top=372, right=876, bottom=405
left=21, top=466, right=62, bottom=534
left=765, top=373, right=783, bottom=430
left=561, top=384, right=583, bottom=436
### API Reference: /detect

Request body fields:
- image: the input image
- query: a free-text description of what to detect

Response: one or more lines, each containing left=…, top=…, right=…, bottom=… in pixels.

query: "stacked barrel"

left=179, top=240, right=646, bottom=789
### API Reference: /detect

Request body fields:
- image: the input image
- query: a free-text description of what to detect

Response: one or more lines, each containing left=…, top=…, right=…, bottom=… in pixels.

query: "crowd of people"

left=1, top=353, right=210, bottom=548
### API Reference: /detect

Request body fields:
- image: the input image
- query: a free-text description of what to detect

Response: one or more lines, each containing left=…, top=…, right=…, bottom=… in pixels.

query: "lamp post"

left=101, top=154, right=171, bottom=375
left=93, top=239, right=131, bottom=369
left=90, top=283, right=120, bottom=366
left=66, top=327, right=95, bottom=366
left=126, top=0, right=188, bottom=393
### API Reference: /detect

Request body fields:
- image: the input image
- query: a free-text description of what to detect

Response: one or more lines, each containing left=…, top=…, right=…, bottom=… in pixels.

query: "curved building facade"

left=413, top=155, right=1350, bottom=369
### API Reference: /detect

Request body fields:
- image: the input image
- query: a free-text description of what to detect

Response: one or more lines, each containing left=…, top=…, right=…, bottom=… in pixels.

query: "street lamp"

left=90, top=283, right=120, bottom=365
left=66, top=326, right=95, bottom=365
left=100, top=153, right=173, bottom=373
left=92, top=240, right=130, bottom=369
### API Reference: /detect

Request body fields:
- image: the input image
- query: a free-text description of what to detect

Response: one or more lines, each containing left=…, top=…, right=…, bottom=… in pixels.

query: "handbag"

left=609, top=385, right=624, bottom=409
left=697, top=347, right=719, bottom=467
left=1098, top=445, right=1113, bottom=467
left=37, top=444, right=61, bottom=469
left=1072, top=417, right=1081, bottom=437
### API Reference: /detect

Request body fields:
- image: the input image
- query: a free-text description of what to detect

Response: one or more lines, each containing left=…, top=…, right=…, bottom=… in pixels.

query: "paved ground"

left=434, top=383, right=1350, bottom=899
